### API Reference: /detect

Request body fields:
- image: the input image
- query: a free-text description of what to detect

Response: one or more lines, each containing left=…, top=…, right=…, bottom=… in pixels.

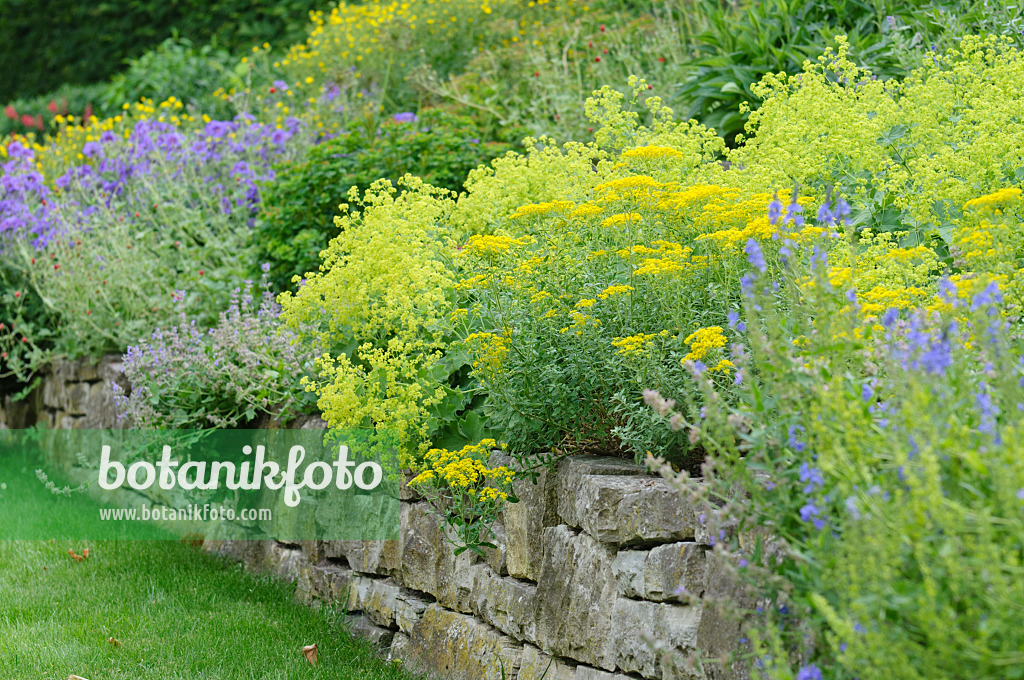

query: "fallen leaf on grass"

left=108, top=637, right=121, bottom=647
left=68, top=675, right=90, bottom=680
left=68, top=549, right=84, bottom=563
left=181, top=532, right=205, bottom=549
left=302, top=643, right=318, bottom=666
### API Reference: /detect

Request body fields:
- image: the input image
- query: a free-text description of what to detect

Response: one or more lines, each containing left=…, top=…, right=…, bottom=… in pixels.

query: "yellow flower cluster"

left=570, top=203, right=604, bottom=218
left=410, top=439, right=514, bottom=498
left=464, top=332, right=510, bottom=373
left=682, top=326, right=727, bottom=363
left=509, top=200, right=575, bottom=219
left=601, top=212, right=643, bottom=228
left=612, top=330, right=669, bottom=356
left=632, top=241, right=696, bottom=277
left=594, top=174, right=668, bottom=202
left=963, top=187, right=1021, bottom=212
left=597, top=284, right=634, bottom=299
left=622, top=145, right=684, bottom=162
left=462, top=234, right=532, bottom=255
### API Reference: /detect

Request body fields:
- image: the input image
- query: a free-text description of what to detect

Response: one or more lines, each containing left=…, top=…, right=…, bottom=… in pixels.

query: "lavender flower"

left=744, top=239, right=766, bottom=272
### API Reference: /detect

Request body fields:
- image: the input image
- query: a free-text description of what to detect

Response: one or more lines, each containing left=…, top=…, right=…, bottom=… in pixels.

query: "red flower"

left=199, top=270, right=205, bottom=276
left=658, top=57, right=666, bottom=63
left=4, top=104, right=18, bottom=120
left=47, top=100, right=58, bottom=114
left=595, top=56, right=601, bottom=62
left=600, top=24, right=605, bottom=32
left=53, top=264, right=59, bottom=270
left=533, top=71, right=540, bottom=77
left=269, top=87, right=277, bottom=93
left=14, top=291, right=20, bottom=298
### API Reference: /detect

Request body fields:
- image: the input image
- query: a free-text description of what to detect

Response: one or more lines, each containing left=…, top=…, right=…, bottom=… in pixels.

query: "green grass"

left=0, top=456, right=420, bottom=679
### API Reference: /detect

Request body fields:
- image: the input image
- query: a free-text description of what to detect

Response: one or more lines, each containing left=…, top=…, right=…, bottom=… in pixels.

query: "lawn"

left=0, top=455, right=417, bottom=680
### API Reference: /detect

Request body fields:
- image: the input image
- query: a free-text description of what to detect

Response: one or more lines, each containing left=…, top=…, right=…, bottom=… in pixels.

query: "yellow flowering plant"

left=407, top=439, right=518, bottom=556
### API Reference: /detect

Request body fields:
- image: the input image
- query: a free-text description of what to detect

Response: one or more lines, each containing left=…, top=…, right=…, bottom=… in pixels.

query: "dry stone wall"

left=1, top=357, right=747, bottom=680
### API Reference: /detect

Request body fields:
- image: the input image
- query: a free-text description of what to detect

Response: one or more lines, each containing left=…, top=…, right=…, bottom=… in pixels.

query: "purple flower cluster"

left=1, top=114, right=303, bottom=252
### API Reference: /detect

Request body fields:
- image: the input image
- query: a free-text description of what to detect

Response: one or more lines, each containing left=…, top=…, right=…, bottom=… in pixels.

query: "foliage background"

left=0, top=0, right=322, bottom=102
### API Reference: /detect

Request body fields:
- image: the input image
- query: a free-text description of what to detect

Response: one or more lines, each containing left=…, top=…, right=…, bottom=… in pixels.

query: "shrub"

left=117, top=273, right=318, bottom=430
left=644, top=186, right=1024, bottom=679
left=256, top=109, right=519, bottom=291
left=0, top=113, right=309, bottom=379
left=277, top=176, right=481, bottom=460
left=726, top=35, right=1024, bottom=241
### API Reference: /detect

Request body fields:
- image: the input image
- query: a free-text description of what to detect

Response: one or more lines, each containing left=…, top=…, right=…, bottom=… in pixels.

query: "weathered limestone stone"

left=464, top=564, right=538, bottom=642
left=612, top=598, right=704, bottom=679
left=575, top=666, right=635, bottom=680
left=323, top=539, right=402, bottom=577
left=97, top=355, right=125, bottom=385
left=400, top=501, right=477, bottom=610
left=402, top=604, right=523, bottom=680
left=42, top=375, right=63, bottom=410
left=387, top=631, right=411, bottom=663
left=568, top=475, right=698, bottom=545
left=502, top=458, right=558, bottom=581
left=62, top=381, right=91, bottom=415
left=535, top=525, right=618, bottom=670
left=612, top=543, right=708, bottom=602
left=347, top=614, right=396, bottom=649
left=555, top=455, right=649, bottom=528
left=483, top=519, right=508, bottom=576
left=80, top=381, right=120, bottom=428
left=263, top=542, right=308, bottom=583
left=352, top=576, right=431, bottom=633
left=307, top=561, right=358, bottom=609
left=519, top=644, right=577, bottom=680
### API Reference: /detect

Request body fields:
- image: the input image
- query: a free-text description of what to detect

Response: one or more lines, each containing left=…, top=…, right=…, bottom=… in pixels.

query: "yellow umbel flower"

left=463, top=234, right=531, bottom=255
left=963, top=188, right=1021, bottom=212
left=509, top=200, right=575, bottom=219
left=602, top=212, right=642, bottom=228
left=682, top=326, right=727, bottom=363
left=622, top=145, right=684, bottom=161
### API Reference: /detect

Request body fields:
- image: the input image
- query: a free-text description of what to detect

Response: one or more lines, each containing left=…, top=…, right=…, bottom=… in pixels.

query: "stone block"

left=97, top=355, right=126, bottom=385
left=63, top=381, right=91, bottom=416
left=400, top=501, right=477, bottom=609
left=347, top=614, right=396, bottom=649
left=694, top=551, right=754, bottom=680
left=464, top=564, right=538, bottom=642
left=519, top=644, right=576, bottom=680
left=611, top=598, right=703, bottom=678
left=401, top=604, right=523, bottom=680
left=307, top=561, right=358, bottom=609
left=612, top=542, right=708, bottom=602
left=503, top=463, right=556, bottom=581
left=80, top=381, right=121, bottom=428
left=575, top=667, right=634, bottom=680
left=483, top=519, right=508, bottom=576
left=323, top=539, right=402, bottom=577
left=535, top=525, right=618, bottom=670
left=555, top=456, right=649, bottom=528
left=353, top=576, right=430, bottom=633
left=566, top=475, right=699, bottom=545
